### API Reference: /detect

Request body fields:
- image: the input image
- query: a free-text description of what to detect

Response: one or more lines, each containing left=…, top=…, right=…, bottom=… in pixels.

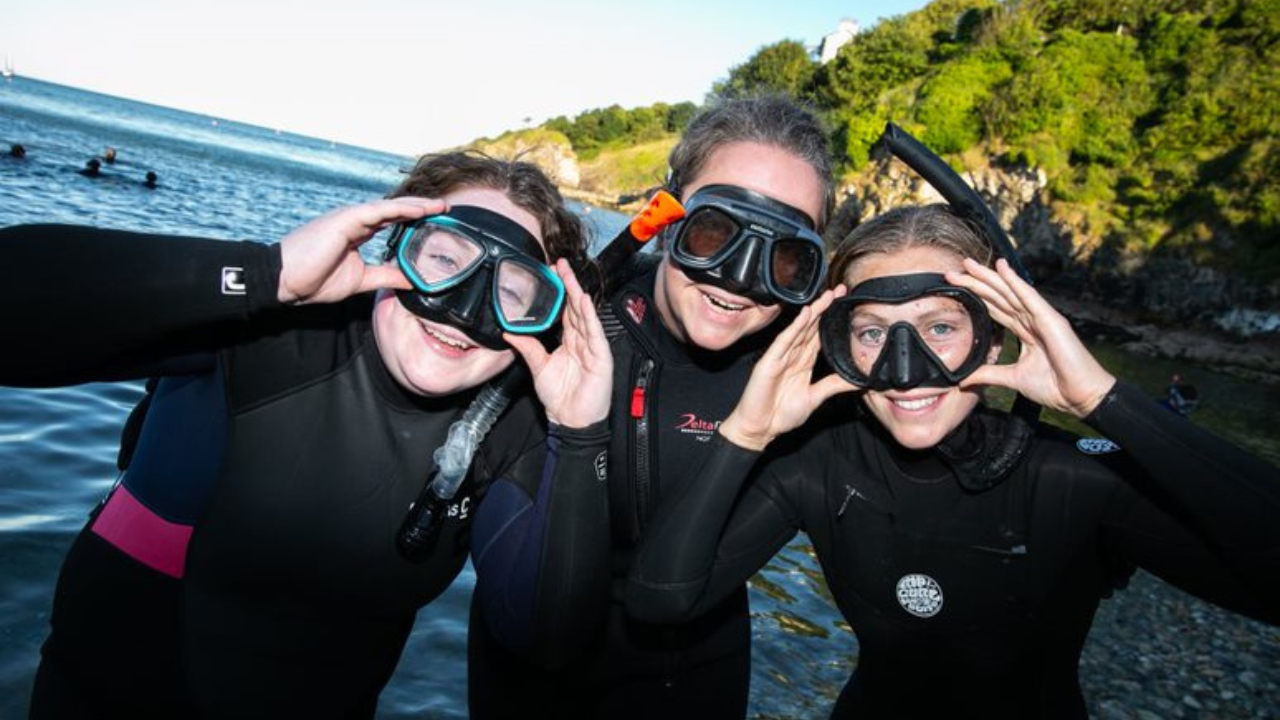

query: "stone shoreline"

left=1081, top=571, right=1278, bottom=720
left=1035, top=290, right=1280, bottom=384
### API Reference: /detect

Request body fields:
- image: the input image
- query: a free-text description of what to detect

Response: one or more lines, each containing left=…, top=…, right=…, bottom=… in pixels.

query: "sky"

left=3, top=0, right=932, bottom=155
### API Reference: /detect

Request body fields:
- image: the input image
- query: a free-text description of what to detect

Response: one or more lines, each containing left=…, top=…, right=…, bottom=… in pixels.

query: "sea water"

left=1, top=75, right=1275, bottom=719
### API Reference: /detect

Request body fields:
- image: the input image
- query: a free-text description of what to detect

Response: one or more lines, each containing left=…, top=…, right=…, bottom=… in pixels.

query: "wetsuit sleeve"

left=625, top=434, right=802, bottom=624
left=1087, top=380, right=1280, bottom=620
left=470, top=419, right=613, bottom=669
left=0, top=224, right=282, bottom=386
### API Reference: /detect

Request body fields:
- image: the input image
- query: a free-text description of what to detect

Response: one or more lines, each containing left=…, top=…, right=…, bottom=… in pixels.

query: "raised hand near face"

left=718, top=286, right=857, bottom=452
left=947, top=258, right=1116, bottom=418
left=277, top=197, right=444, bottom=305
left=505, top=259, right=613, bottom=429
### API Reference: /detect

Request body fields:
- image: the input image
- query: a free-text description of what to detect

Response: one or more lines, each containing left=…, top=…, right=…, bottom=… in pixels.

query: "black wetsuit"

left=1, top=224, right=604, bottom=720
left=626, top=386, right=1280, bottom=719
left=468, top=266, right=770, bottom=719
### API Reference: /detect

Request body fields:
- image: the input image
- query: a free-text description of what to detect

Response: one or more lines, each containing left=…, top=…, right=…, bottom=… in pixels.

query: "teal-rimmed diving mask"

left=387, top=205, right=565, bottom=350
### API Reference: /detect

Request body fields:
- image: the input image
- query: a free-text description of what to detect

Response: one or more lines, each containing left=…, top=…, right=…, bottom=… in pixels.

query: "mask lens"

left=400, top=224, right=484, bottom=289
left=494, top=259, right=563, bottom=332
left=770, top=239, right=821, bottom=296
left=678, top=207, right=740, bottom=259
left=849, top=297, right=977, bottom=375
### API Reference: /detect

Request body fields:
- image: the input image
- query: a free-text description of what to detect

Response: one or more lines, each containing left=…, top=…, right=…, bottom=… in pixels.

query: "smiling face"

left=846, top=246, right=998, bottom=450
left=654, top=141, right=826, bottom=351
left=372, top=187, right=542, bottom=397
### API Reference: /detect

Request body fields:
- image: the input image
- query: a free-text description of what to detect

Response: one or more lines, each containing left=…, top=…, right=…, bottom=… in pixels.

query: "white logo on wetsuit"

left=447, top=495, right=471, bottom=520
left=594, top=451, right=608, bottom=482
left=1076, top=437, right=1121, bottom=455
left=221, top=267, right=246, bottom=295
left=896, top=573, right=944, bottom=618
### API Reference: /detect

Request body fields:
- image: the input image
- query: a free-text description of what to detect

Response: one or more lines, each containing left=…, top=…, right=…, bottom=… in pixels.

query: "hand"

left=946, top=258, right=1116, bottom=418
left=506, top=259, right=613, bottom=428
left=276, top=197, right=444, bottom=305
left=718, top=287, right=858, bottom=451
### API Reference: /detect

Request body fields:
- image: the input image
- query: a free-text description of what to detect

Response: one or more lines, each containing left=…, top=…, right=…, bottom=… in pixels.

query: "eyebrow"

left=851, top=303, right=968, bottom=325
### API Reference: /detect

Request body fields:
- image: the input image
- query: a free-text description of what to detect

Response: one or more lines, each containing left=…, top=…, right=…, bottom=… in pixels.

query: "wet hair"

left=665, top=93, right=833, bottom=229
left=388, top=150, right=586, bottom=264
left=828, top=204, right=995, bottom=288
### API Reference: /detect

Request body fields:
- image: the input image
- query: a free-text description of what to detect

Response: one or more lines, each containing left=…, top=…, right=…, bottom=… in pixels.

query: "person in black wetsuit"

left=0, top=151, right=616, bottom=720
left=624, top=203, right=1280, bottom=719
left=467, top=94, right=836, bottom=719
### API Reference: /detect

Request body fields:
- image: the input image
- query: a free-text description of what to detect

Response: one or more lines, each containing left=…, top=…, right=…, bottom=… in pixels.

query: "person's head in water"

left=371, top=151, right=586, bottom=397
left=655, top=93, right=832, bottom=352
left=827, top=204, right=1003, bottom=450
left=8, top=143, right=25, bottom=159
left=79, top=158, right=101, bottom=177
left=144, top=171, right=158, bottom=189
left=104, top=146, right=117, bottom=164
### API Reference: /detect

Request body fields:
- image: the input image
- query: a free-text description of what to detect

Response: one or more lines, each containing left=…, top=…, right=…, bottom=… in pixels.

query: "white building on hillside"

left=818, top=18, right=859, bottom=64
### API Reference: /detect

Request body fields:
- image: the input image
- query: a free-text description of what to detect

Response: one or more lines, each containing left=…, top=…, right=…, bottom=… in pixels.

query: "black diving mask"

left=387, top=205, right=565, bottom=350
left=820, top=273, right=994, bottom=390
left=668, top=184, right=826, bottom=306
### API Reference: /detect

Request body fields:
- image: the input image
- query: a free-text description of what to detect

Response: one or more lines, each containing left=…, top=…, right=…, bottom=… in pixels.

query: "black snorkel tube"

left=396, top=191, right=685, bottom=562
left=875, top=122, right=1040, bottom=490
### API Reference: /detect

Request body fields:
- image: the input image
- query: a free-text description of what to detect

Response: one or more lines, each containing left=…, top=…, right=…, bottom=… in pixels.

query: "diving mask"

left=388, top=205, right=565, bottom=350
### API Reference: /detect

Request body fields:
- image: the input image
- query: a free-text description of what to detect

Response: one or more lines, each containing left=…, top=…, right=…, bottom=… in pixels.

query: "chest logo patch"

left=594, top=451, right=608, bottom=482
left=1076, top=437, right=1121, bottom=455
left=896, top=573, right=944, bottom=618
left=625, top=295, right=647, bottom=324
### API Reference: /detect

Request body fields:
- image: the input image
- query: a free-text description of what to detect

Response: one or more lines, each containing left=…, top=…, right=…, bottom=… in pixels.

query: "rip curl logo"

left=625, top=295, right=647, bottom=324
left=594, top=451, right=608, bottom=482
left=446, top=495, right=471, bottom=521
left=221, top=267, right=246, bottom=295
left=1077, top=437, right=1121, bottom=455
left=896, top=573, right=944, bottom=618
left=675, top=413, right=720, bottom=442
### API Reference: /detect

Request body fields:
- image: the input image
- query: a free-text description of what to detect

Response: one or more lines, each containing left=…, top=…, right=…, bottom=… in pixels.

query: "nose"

left=709, top=235, right=764, bottom=294
left=886, top=324, right=923, bottom=390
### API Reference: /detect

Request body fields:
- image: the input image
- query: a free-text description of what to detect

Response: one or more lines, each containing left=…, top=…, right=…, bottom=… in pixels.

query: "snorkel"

left=396, top=191, right=685, bottom=561
left=870, top=123, right=1041, bottom=491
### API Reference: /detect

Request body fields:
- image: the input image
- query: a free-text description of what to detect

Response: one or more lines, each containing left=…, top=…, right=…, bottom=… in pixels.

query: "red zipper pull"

left=630, top=386, right=646, bottom=418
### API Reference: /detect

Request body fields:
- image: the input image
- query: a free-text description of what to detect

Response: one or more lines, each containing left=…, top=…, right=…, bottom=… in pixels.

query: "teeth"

left=703, top=292, right=745, bottom=312
left=422, top=323, right=471, bottom=350
left=893, top=396, right=939, bottom=411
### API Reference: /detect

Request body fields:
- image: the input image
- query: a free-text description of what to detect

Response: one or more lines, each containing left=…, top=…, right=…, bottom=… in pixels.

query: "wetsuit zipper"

left=631, top=358, right=656, bottom=533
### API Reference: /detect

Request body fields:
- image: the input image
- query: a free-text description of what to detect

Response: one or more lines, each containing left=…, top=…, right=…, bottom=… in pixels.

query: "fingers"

left=358, top=196, right=446, bottom=231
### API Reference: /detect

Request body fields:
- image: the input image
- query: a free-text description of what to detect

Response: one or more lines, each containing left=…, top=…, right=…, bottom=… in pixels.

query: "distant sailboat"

left=2, top=56, right=14, bottom=81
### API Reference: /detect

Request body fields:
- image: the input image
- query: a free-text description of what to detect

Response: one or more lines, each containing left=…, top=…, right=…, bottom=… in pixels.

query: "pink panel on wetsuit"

left=91, top=485, right=193, bottom=579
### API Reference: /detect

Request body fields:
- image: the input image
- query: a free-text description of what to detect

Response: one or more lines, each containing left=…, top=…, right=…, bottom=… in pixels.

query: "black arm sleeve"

left=0, top=224, right=282, bottom=386
left=471, top=420, right=613, bottom=669
left=1087, top=380, right=1280, bottom=620
left=625, top=434, right=801, bottom=624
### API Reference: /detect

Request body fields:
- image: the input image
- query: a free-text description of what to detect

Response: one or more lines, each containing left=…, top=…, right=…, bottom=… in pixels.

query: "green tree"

left=714, top=40, right=817, bottom=99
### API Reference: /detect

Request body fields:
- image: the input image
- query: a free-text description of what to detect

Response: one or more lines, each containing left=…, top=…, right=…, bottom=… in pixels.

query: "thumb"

left=505, top=333, right=550, bottom=376
left=960, top=364, right=1017, bottom=392
left=812, top=374, right=860, bottom=406
left=357, top=265, right=413, bottom=294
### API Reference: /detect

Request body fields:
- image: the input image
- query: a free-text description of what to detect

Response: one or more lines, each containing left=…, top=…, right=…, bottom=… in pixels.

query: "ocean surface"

left=1, top=76, right=1276, bottom=719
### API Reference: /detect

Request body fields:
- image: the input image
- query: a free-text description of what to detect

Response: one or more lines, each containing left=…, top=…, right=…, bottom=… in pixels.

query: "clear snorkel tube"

left=396, top=191, right=686, bottom=561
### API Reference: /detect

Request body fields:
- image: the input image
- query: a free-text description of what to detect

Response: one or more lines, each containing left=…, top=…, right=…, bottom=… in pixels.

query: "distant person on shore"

left=623, top=201, right=1280, bottom=719
left=143, top=170, right=158, bottom=189
left=8, top=143, right=25, bottom=159
left=1, top=151, right=615, bottom=719
left=77, top=158, right=101, bottom=177
left=467, top=93, right=837, bottom=720
left=103, top=146, right=117, bottom=164
left=1162, top=371, right=1199, bottom=416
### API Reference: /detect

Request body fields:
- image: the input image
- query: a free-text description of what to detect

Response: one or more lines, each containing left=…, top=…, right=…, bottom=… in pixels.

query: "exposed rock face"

left=472, top=134, right=581, bottom=188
